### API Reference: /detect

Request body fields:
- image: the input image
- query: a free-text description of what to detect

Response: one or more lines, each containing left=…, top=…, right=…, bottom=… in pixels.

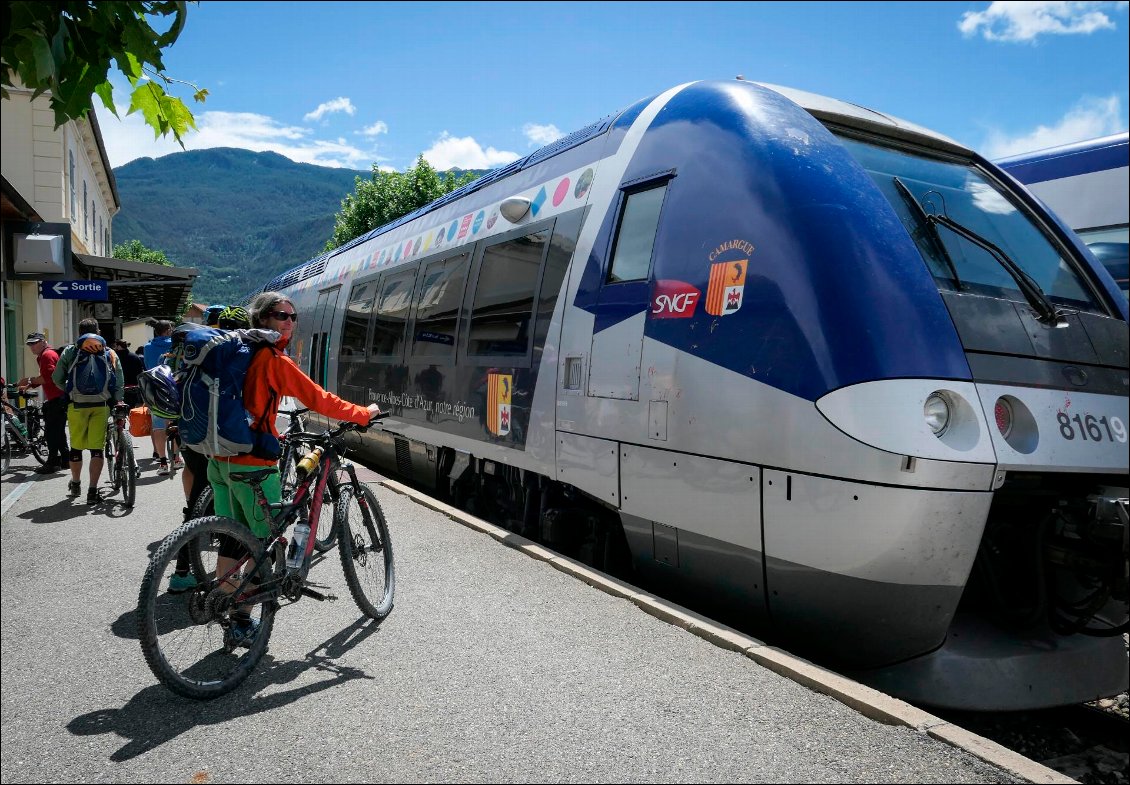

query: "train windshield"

left=838, top=136, right=1106, bottom=313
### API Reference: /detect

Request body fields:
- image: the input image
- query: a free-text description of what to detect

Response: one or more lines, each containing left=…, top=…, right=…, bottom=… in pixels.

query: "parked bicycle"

left=137, top=414, right=393, bottom=699
left=2, top=386, right=47, bottom=471
left=103, top=401, right=139, bottom=507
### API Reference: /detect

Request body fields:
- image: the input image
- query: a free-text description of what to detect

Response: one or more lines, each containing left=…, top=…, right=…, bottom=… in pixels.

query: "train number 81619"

left=1056, top=412, right=1127, bottom=443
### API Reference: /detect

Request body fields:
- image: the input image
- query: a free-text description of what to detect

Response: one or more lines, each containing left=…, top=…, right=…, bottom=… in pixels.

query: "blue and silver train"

left=257, top=80, right=1129, bottom=711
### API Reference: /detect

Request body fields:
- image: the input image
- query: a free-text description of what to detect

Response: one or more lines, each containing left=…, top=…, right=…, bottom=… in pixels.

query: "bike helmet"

left=137, top=364, right=180, bottom=420
left=203, top=304, right=226, bottom=327
left=217, top=305, right=250, bottom=330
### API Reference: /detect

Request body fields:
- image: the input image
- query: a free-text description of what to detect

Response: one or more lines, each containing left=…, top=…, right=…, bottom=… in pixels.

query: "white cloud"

left=959, top=1, right=1127, bottom=43
left=523, top=122, right=563, bottom=146
left=420, top=132, right=520, bottom=170
left=981, top=95, right=1126, bottom=158
left=359, top=120, right=389, bottom=137
left=95, top=102, right=378, bottom=169
left=303, top=97, right=356, bottom=122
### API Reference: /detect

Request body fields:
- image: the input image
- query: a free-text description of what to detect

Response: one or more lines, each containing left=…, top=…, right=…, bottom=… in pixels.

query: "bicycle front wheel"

left=336, top=484, right=395, bottom=620
left=119, top=430, right=137, bottom=507
left=137, top=515, right=280, bottom=700
left=27, top=431, right=48, bottom=465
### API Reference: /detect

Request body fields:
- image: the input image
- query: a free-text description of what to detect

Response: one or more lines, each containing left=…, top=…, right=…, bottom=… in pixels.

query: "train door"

left=586, top=180, right=670, bottom=400
left=308, top=286, right=340, bottom=389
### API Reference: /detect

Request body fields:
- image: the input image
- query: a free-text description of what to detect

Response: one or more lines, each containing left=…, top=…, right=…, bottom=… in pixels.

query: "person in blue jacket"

left=142, top=319, right=179, bottom=474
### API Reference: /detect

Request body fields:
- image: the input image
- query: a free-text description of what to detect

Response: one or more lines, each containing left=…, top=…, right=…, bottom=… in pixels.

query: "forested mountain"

left=112, top=148, right=485, bottom=305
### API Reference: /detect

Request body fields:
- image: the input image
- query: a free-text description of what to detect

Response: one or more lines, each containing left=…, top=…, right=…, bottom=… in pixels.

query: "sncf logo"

left=651, top=280, right=701, bottom=319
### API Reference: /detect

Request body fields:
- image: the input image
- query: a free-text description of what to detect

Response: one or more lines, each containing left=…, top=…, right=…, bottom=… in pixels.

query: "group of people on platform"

left=14, top=292, right=380, bottom=645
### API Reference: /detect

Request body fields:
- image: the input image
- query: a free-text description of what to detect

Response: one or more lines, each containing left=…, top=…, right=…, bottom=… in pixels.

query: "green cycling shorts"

left=207, top=460, right=280, bottom=539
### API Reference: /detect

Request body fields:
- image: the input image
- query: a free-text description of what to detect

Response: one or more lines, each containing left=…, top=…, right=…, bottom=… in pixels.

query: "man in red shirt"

left=19, top=332, right=69, bottom=473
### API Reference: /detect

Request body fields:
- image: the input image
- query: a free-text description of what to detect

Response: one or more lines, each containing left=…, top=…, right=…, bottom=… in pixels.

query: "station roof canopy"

left=74, top=254, right=199, bottom=321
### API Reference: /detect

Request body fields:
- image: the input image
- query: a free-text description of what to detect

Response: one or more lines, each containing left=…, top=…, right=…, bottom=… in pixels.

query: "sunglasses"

left=268, top=311, right=298, bottom=322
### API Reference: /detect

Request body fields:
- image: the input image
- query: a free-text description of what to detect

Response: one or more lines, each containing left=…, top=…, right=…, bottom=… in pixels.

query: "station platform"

left=1, top=451, right=1070, bottom=783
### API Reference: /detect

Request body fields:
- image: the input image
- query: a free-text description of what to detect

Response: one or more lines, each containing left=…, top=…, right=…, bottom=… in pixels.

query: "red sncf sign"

left=651, top=280, right=700, bottom=319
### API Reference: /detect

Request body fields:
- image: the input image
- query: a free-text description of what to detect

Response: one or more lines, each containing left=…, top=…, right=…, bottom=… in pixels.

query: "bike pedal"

left=300, top=586, right=337, bottom=602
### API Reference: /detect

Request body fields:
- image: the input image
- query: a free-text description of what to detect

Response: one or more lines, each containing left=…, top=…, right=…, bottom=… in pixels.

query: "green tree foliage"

left=325, top=156, right=479, bottom=251
left=112, top=238, right=171, bottom=266
left=1, top=1, right=206, bottom=145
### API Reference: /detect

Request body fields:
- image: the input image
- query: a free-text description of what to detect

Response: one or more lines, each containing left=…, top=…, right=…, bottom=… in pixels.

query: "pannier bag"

left=129, top=406, right=153, bottom=437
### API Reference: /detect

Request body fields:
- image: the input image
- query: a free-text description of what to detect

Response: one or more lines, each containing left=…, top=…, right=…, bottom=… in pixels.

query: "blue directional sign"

left=39, top=280, right=109, bottom=301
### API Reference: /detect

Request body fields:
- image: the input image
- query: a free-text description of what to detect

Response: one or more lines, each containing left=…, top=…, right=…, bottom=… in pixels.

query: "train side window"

left=340, top=280, right=377, bottom=360
left=607, top=184, right=667, bottom=283
left=466, top=229, right=550, bottom=358
left=410, top=252, right=470, bottom=360
left=369, top=267, right=418, bottom=359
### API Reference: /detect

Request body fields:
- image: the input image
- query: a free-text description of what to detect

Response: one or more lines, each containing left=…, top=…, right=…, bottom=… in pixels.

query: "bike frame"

left=215, top=436, right=365, bottom=609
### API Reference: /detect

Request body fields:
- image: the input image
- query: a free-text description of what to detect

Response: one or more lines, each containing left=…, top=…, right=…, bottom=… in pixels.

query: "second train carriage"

left=257, top=79, right=1129, bottom=711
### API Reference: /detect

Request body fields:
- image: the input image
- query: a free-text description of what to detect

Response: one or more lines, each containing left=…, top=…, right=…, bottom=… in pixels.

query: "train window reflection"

left=608, top=185, right=666, bottom=283
left=370, top=268, right=417, bottom=358
left=467, top=230, right=549, bottom=357
left=341, top=281, right=376, bottom=359
left=411, top=253, right=469, bottom=359
left=840, top=136, right=1104, bottom=313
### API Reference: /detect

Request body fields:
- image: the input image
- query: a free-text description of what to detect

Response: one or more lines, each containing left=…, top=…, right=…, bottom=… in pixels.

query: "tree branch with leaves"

left=1, top=1, right=206, bottom=145
left=326, top=157, right=479, bottom=251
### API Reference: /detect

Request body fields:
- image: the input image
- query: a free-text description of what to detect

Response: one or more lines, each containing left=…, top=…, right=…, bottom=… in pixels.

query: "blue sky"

left=94, top=1, right=1130, bottom=172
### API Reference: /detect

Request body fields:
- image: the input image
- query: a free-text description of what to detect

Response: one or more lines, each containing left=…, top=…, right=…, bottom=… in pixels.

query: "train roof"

left=995, top=131, right=1129, bottom=184
left=254, top=80, right=974, bottom=297
left=755, top=83, right=972, bottom=156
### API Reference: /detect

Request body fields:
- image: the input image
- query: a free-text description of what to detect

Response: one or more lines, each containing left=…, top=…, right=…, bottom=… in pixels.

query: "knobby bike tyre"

left=278, top=443, right=299, bottom=499
left=336, top=484, right=395, bottom=620
left=166, top=431, right=180, bottom=480
left=313, top=467, right=347, bottom=552
left=119, top=430, right=137, bottom=507
left=137, top=515, right=280, bottom=700
left=1, top=425, right=11, bottom=472
left=191, top=483, right=216, bottom=519
left=103, top=427, right=120, bottom=493
left=27, top=431, right=48, bottom=465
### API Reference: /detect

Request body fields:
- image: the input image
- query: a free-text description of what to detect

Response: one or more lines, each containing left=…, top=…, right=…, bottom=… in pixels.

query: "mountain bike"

left=2, top=387, right=47, bottom=471
left=137, top=414, right=393, bottom=699
left=103, top=402, right=138, bottom=507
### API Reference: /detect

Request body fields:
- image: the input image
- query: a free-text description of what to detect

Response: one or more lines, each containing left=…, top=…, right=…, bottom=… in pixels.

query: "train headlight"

left=924, top=392, right=951, bottom=436
left=994, top=398, right=1014, bottom=438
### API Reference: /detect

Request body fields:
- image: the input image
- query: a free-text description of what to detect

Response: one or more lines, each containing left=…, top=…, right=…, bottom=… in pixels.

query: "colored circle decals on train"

left=472, top=210, right=485, bottom=234
left=574, top=168, right=594, bottom=199
left=553, top=178, right=571, bottom=207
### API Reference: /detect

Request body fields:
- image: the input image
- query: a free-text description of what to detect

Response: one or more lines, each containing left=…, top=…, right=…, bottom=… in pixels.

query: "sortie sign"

left=38, top=280, right=109, bottom=301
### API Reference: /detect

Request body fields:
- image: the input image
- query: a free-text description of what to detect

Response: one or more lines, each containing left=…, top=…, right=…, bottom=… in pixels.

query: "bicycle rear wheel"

left=191, top=483, right=215, bottom=519
left=166, top=431, right=180, bottom=479
left=336, top=484, right=395, bottom=620
left=103, top=427, right=120, bottom=493
left=137, top=515, right=281, bottom=700
left=119, top=430, right=137, bottom=507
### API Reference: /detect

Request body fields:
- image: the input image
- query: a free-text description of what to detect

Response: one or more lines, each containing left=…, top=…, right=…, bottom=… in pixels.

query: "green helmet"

left=217, top=306, right=250, bottom=329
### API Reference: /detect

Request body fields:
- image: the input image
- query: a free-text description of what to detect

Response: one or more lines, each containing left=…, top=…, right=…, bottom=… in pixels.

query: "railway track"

left=932, top=701, right=1129, bottom=784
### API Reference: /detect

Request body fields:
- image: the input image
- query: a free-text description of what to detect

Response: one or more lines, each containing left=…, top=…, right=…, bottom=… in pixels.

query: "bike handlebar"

left=287, top=412, right=388, bottom=444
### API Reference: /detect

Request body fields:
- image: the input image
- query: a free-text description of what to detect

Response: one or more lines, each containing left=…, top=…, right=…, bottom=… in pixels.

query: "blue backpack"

left=67, top=334, right=118, bottom=404
left=178, top=327, right=281, bottom=459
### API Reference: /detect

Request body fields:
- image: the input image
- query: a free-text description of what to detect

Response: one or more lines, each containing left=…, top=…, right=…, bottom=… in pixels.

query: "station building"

left=1, top=81, right=197, bottom=383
